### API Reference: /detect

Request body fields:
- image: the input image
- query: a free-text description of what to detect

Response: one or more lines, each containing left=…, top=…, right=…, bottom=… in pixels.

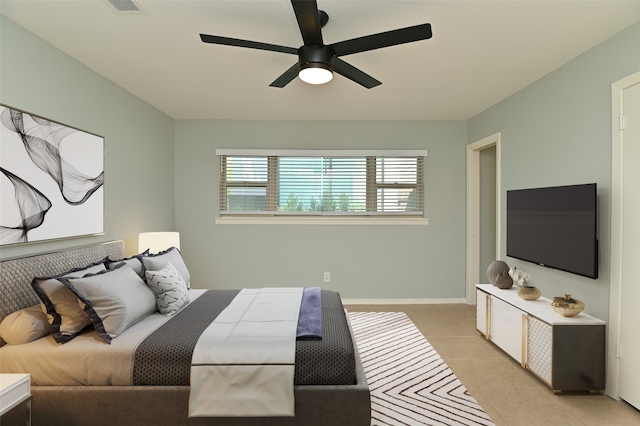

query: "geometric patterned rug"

left=349, top=312, right=496, bottom=426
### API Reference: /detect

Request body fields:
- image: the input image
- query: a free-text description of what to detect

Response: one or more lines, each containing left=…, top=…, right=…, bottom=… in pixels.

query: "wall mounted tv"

left=506, top=183, right=598, bottom=279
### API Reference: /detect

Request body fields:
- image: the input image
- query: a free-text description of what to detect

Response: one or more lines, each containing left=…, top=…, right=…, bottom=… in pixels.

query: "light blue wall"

left=174, top=120, right=468, bottom=298
left=0, top=15, right=176, bottom=259
left=3, top=13, right=638, bottom=308
left=468, top=22, right=640, bottom=319
left=1, top=15, right=469, bottom=300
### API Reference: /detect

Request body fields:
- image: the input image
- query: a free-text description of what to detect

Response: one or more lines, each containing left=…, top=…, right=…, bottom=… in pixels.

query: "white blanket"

left=188, top=287, right=303, bottom=417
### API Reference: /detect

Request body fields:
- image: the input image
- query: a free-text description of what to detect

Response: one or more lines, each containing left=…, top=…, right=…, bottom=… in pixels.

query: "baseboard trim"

left=342, top=298, right=469, bottom=305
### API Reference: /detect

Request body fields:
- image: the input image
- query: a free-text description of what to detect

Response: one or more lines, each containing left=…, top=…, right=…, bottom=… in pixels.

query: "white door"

left=619, top=82, right=640, bottom=410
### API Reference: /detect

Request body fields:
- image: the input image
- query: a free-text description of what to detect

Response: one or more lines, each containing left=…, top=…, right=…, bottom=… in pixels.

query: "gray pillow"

left=106, top=257, right=144, bottom=277
left=60, top=266, right=157, bottom=344
left=31, top=259, right=107, bottom=343
left=141, top=247, right=190, bottom=288
left=106, top=250, right=149, bottom=278
left=145, top=262, right=190, bottom=316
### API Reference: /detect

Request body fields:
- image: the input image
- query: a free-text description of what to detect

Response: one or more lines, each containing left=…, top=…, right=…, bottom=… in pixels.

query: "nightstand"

left=0, top=374, right=31, bottom=425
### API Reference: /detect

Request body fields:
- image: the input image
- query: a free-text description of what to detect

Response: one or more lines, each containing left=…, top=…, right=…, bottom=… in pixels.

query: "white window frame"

left=215, top=149, right=429, bottom=226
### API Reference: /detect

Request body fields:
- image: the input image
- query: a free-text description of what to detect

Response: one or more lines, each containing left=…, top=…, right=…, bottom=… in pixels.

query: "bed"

left=0, top=240, right=370, bottom=426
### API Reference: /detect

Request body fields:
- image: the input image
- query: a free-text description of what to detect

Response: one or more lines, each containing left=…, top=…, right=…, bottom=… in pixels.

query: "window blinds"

left=217, top=150, right=427, bottom=217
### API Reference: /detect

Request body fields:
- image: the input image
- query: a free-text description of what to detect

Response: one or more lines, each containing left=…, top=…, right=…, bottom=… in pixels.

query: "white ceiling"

left=2, top=1, right=639, bottom=120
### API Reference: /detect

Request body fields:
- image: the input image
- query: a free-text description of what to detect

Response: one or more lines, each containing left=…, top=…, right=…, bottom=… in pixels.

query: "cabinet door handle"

left=486, top=295, right=491, bottom=340
left=521, top=313, right=528, bottom=368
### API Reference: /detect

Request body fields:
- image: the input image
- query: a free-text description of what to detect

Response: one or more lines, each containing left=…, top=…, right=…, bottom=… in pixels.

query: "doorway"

left=609, top=71, right=640, bottom=406
left=466, top=133, right=501, bottom=304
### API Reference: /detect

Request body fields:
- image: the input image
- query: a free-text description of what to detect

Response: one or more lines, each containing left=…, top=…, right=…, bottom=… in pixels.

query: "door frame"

left=609, top=71, right=640, bottom=399
left=466, top=132, right=501, bottom=304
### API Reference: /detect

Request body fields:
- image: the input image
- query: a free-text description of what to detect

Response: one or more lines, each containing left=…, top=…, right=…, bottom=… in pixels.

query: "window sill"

left=214, top=216, right=430, bottom=226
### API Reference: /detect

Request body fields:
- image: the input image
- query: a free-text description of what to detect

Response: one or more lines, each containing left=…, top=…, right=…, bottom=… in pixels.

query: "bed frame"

left=0, top=241, right=371, bottom=426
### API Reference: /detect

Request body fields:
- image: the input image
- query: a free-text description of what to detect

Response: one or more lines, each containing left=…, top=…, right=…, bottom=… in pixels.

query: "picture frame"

left=0, top=104, right=104, bottom=245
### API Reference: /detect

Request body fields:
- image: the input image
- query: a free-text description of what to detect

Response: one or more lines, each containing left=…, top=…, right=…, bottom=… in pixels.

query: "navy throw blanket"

left=296, top=287, right=323, bottom=340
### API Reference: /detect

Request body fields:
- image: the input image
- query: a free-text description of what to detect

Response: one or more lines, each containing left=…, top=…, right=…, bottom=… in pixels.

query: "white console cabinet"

left=476, top=284, right=605, bottom=392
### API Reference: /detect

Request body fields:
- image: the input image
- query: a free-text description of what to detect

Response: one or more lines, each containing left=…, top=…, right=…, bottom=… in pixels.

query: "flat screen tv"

left=506, top=183, right=598, bottom=279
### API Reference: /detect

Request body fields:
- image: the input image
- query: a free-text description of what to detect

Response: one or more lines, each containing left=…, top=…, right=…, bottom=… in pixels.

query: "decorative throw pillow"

left=145, top=262, right=190, bottom=316
left=60, top=266, right=157, bottom=344
left=31, top=259, right=108, bottom=343
left=140, top=247, right=191, bottom=288
left=0, top=305, right=50, bottom=345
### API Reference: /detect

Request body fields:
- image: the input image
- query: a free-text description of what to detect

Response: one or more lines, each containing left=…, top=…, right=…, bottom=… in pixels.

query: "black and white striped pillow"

left=145, top=262, right=190, bottom=316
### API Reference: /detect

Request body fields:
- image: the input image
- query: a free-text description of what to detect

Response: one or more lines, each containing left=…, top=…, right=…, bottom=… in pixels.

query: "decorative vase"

left=517, top=286, right=542, bottom=300
left=551, top=294, right=585, bottom=317
left=486, top=260, right=511, bottom=286
left=494, top=272, right=514, bottom=289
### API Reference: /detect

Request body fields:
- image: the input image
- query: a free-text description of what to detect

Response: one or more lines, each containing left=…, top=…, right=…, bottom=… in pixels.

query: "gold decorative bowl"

left=551, top=294, right=585, bottom=317
left=517, top=286, right=541, bottom=300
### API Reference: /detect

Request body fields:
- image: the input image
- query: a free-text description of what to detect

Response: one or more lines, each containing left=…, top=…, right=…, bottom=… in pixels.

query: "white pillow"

left=0, top=305, right=50, bottom=345
left=31, top=260, right=107, bottom=343
left=145, top=262, right=190, bottom=316
left=141, top=247, right=191, bottom=288
left=61, top=266, right=157, bottom=344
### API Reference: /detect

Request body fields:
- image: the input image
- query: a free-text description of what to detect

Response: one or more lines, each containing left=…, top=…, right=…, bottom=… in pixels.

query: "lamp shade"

left=138, top=232, right=180, bottom=254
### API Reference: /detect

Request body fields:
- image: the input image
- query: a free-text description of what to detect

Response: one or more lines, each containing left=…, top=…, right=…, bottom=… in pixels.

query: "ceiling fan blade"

left=333, top=58, right=381, bottom=89
left=200, top=34, right=298, bottom=55
left=269, top=63, right=300, bottom=88
left=330, top=23, right=432, bottom=57
left=291, top=0, right=323, bottom=46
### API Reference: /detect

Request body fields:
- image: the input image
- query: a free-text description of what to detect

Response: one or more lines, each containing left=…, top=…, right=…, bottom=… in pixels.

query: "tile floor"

left=344, top=303, right=640, bottom=426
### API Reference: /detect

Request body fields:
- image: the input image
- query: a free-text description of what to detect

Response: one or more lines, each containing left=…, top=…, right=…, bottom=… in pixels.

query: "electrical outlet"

left=323, top=272, right=331, bottom=282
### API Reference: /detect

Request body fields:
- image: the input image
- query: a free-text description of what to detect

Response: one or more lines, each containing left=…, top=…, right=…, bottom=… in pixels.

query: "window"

left=217, top=150, right=427, bottom=220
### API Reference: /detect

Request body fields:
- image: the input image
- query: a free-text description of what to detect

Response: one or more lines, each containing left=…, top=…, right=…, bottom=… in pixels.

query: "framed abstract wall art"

left=0, top=104, right=104, bottom=245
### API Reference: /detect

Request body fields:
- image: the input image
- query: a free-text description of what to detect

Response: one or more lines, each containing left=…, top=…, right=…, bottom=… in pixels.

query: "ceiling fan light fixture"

left=200, top=2, right=433, bottom=89
left=298, top=64, right=333, bottom=85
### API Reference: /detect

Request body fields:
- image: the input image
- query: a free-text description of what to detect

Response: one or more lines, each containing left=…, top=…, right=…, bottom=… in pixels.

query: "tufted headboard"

left=0, top=240, right=125, bottom=346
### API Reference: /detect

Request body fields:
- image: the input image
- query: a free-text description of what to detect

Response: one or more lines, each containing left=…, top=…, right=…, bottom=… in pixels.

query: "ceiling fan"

left=199, top=0, right=432, bottom=88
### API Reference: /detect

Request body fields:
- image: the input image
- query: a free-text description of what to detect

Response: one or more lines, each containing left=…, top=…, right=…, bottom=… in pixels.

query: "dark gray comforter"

left=132, top=289, right=356, bottom=386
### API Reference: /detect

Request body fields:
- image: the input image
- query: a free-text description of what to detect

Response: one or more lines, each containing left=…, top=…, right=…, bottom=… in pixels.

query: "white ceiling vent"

left=105, top=0, right=144, bottom=14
